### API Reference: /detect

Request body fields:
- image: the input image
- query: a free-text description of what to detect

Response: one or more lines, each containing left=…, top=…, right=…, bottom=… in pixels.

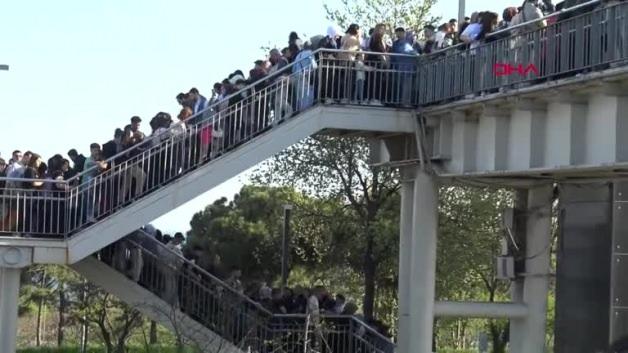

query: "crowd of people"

left=1, top=0, right=617, bottom=235
left=103, top=225, right=394, bottom=351
left=1, top=0, right=621, bottom=350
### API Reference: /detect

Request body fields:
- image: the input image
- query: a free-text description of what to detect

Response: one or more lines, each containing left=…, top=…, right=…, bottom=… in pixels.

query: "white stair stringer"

left=66, top=105, right=415, bottom=263
left=71, top=256, right=244, bottom=353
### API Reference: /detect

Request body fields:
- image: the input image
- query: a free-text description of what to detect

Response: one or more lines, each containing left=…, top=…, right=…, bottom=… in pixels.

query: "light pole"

left=281, top=204, right=293, bottom=292
left=458, top=0, right=466, bottom=25
left=0, top=65, right=8, bottom=71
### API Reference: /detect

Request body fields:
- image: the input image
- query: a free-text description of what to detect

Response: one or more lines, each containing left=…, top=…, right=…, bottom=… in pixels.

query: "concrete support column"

left=509, top=189, right=527, bottom=353
left=0, top=267, right=21, bottom=353
left=397, top=168, right=415, bottom=353
left=518, top=185, right=553, bottom=353
left=409, top=170, right=439, bottom=353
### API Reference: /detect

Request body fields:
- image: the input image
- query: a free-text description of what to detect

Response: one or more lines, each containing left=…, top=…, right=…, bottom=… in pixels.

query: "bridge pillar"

left=554, top=182, right=612, bottom=353
left=408, top=169, right=438, bottom=353
left=0, top=267, right=21, bottom=353
left=510, top=185, right=553, bottom=353
left=397, top=167, right=415, bottom=353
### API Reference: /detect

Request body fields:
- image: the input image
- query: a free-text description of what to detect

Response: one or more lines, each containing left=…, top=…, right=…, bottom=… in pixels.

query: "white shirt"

left=6, top=162, right=25, bottom=188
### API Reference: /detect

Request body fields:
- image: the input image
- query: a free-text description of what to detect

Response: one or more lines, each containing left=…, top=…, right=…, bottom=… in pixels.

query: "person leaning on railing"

left=0, top=158, right=6, bottom=192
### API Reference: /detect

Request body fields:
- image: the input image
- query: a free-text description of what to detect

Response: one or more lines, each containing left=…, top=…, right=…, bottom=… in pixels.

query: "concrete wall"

left=555, top=183, right=613, bottom=353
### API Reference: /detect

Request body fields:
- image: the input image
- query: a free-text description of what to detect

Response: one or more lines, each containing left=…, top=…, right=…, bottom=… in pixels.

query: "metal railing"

left=98, top=230, right=395, bottom=353
left=0, top=50, right=420, bottom=238
left=417, top=1, right=628, bottom=104
left=0, top=179, right=68, bottom=236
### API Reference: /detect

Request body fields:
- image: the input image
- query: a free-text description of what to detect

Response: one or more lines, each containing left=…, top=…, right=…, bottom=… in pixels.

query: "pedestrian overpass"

left=1, top=2, right=628, bottom=352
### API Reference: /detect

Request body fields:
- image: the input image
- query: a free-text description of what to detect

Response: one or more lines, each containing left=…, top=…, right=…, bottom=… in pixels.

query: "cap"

left=131, top=116, right=142, bottom=123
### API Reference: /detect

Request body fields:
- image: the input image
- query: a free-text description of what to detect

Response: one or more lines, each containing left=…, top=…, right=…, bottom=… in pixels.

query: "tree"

left=324, top=0, right=439, bottom=33
left=187, top=186, right=304, bottom=283
left=436, top=186, right=513, bottom=352
left=252, top=136, right=400, bottom=321
left=71, top=283, right=143, bottom=353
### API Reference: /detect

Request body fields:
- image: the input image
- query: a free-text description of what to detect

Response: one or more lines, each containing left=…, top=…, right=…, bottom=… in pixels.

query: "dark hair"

left=368, top=28, right=375, bottom=36
left=449, top=18, right=457, bottom=23
left=288, top=43, right=300, bottom=56
left=89, top=143, right=100, bottom=150
left=503, top=7, right=518, bottom=22
left=346, top=24, right=360, bottom=36
left=27, top=153, right=41, bottom=169
left=213, top=82, right=222, bottom=90
left=336, top=294, right=346, bottom=301
left=0, top=158, right=6, bottom=166
left=38, top=162, right=47, bottom=176
left=189, top=87, right=199, bottom=94
left=176, top=92, right=186, bottom=100
left=424, top=24, right=435, bottom=31
left=289, top=31, right=300, bottom=41
left=480, top=12, right=498, bottom=34
left=114, top=128, right=123, bottom=137
left=395, top=27, right=405, bottom=33
left=12, top=150, right=20, bottom=156
left=174, top=232, right=184, bottom=239
left=155, top=230, right=163, bottom=242
left=68, top=149, right=78, bottom=157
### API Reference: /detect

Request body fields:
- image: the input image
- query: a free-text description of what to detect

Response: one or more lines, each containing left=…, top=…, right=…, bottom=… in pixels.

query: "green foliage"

left=17, top=347, right=196, bottom=353
left=324, top=0, right=439, bottom=33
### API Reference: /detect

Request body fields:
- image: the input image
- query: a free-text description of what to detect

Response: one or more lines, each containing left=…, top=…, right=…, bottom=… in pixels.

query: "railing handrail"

left=268, top=313, right=395, bottom=343
left=424, top=0, right=602, bottom=58
left=123, top=230, right=395, bottom=345
left=65, top=48, right=417, bottom=184
left=127, top=229, right=273, bottom=316
left=0, top=177, right=69, bottom=184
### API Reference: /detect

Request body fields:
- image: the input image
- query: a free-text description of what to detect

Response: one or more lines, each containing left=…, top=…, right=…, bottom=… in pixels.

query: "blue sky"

left=0, top=0, right=512, bottom=234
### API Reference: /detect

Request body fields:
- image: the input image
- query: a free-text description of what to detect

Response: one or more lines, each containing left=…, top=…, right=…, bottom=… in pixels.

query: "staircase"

left=0, top=50, right=418, bottom=264
left=72, top=230, right=395, bottom=353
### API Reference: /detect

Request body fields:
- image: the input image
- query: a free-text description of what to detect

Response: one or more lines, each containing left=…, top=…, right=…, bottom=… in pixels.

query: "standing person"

left=6, top=151, right=31, bottom=189
left=226, top=267, right=244, bottom=294
left=188, top=88, right=208, bottom=117
left=367, top=23, right=389, bottom=105
left=119, top=121, right=146, bottom=204
left=419, top=25, right=436, bottom=54
left=0, top=158, right=7, bottom=229
left=68, top=149, right=86, bottom=174
left=392, top=27, right=418, bottom=105
left=434, top=23, right=452, bottom=50
left=292, top=41, right=318, bottom=111
left=510, top=0, right=546, bottom=34
left=23, top=153, right=45, bottom=233
left=333, top=294, right=346, bottom=314
left=0, top=158, right=6, bottom=191
left=268, top=49, right=293, bottom=122
left=8, top=150, right=21, bottom=167
left=162, top=233, right=184, bottom=306
left=337, top=24, right=361, bottom=101
left=102, top=129, right=124, bottom=161
left=308, top=286, right=326, bottom=352
left=174, top=107, right=192, bottom=173
left=186, top=89, right=209, bottom=165
left=83, top=144, right=108, bottom=223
